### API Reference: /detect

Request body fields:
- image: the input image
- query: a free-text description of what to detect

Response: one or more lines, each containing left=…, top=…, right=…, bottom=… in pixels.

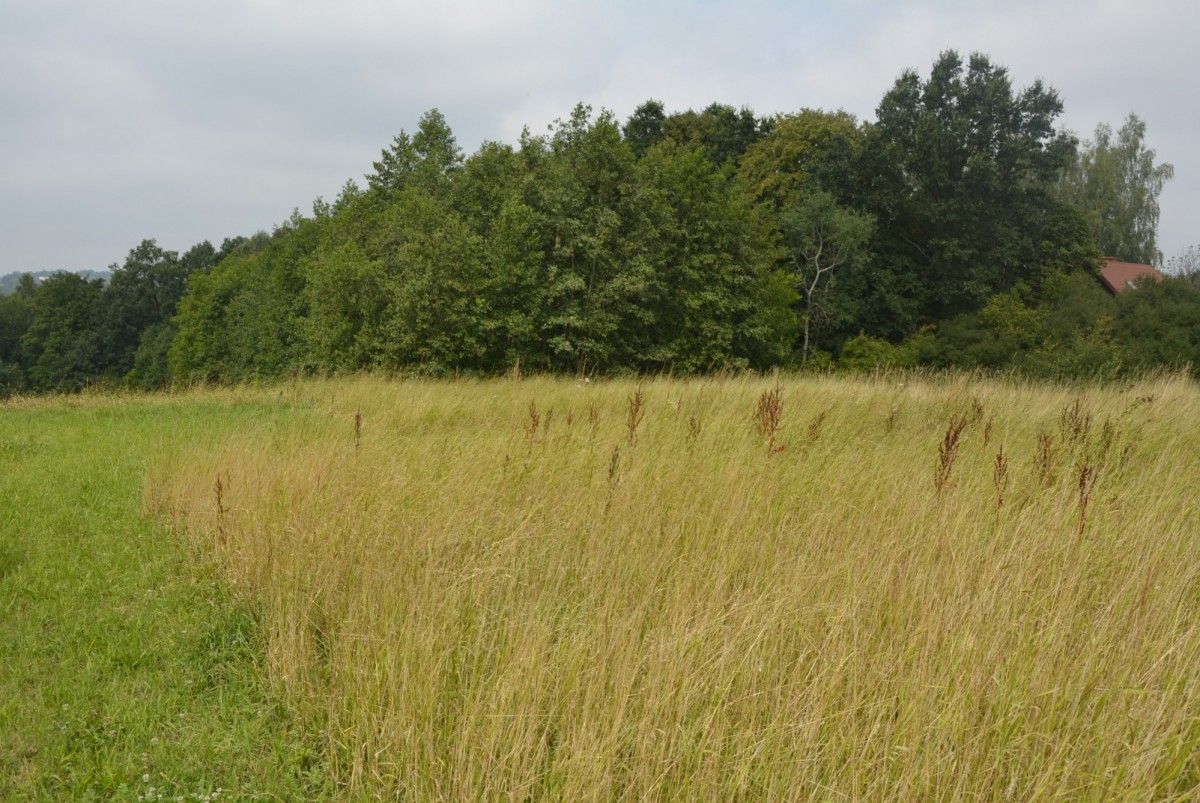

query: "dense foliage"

left=0, top=51, right=1193, bottom=395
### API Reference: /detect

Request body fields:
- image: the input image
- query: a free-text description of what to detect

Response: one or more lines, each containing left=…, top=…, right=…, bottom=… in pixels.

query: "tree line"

left=2, top=50, right=1196, bottom=395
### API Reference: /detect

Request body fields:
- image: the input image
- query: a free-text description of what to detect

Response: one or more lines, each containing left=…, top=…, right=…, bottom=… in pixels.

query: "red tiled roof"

left=1099, top=257, right=1162, bottom=294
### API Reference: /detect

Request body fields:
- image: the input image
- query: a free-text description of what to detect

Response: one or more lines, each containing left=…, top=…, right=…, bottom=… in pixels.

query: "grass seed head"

left=753, top=384, right=784, bottom=453
left=1076, top=462, right=1099, bottom=537
left=626, top=387, right=646, bottom=444
left=993, top=444, right=1009, bottom=512
left=934, top=415, right=968, bottom=495
left=1060, top=398, right=1092, bottom=448
left=524, top=401, right=540, bottom=443
left=1035, top=430, right=1057, bottom=487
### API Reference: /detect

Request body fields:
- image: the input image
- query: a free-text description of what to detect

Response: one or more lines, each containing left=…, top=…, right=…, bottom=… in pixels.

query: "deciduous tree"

left=781, top=190, right=873, bottom=365
left=1057, top=114, right=1174, bottom=265
left=860, top=50, right=1088, bottom=328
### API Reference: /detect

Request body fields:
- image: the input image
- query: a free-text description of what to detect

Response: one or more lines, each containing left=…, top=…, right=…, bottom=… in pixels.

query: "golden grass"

left=147, top=372, right=1200, bottom=799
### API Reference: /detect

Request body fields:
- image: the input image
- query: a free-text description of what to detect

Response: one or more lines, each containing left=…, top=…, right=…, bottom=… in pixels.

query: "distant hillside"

left=0, top=269, right=111, bottom=295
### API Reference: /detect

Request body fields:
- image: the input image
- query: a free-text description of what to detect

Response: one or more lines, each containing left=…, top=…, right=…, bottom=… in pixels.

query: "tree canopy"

left=0, top=49, right=1190, bottom=396
left=1056, top=114, right=1175, bottom=265
left=857, top=50, right=1095, bottom=331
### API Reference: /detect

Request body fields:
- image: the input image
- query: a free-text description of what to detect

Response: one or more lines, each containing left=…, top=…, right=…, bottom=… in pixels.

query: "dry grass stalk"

left=213, top=473, right=227, bottom=546
left=1035, top=430, right=1056, bottom=487
left=524, top=401, right=540, bottom=443
left=753, top=384, right=784, bottom=453
left=604, top=443, right=622, bottom=514
left=933, top=415, right=967, bottom=495
left=807, top=409, right=829, bottom=442
left=884, top=403, right=901, bottom=432
left=1119, top=441, right=1136, bottom=469
left=1060, top=398, right=1092, bottom=447
left=968, top=395, right=985, bottom=424
left=607, top=443, right=621, bottom=485
left=993, top=444, right=1009, bottom=515
left=1096, top=418, right=1116, bottom=465
left=626, top=388, right=646, bottom=445
left=1077, top=462, right=1098, bottom=538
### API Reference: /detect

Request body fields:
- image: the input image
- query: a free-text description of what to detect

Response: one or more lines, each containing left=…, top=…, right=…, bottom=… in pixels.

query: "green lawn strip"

left=0, top=399, right=329, bottom=801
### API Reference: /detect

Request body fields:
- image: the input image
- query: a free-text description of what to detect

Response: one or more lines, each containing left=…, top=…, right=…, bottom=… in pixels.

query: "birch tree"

left=1058, top=114, right=1174, bottom=265
left=782, top=190, right=873, bottom=365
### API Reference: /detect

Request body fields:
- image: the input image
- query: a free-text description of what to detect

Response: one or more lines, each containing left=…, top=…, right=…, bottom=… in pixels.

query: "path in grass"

left=0, top=396, right=328, bottom=800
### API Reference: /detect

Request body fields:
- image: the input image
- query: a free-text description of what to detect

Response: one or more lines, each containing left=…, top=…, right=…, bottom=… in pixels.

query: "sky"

left=1, top=0, right=1196, bottom=273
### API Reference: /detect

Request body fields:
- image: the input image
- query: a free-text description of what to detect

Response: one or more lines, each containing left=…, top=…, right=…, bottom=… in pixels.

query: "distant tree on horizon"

left=1057, top=114, right=1175, bottom=265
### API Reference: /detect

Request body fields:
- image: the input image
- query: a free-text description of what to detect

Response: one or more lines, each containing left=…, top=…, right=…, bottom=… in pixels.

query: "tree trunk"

left=801, top=296, right=813, bottom=366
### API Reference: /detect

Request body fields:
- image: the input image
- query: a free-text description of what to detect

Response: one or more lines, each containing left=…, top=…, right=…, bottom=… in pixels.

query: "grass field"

left=143, top=372, right=1200, bottom=800
left=5, top=373, right=1200, bottom=799
left=0, top=392, right=329, bottom=800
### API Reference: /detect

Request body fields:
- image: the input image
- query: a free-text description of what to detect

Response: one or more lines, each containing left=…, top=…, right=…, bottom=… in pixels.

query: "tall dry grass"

left=147, top=372, right=1200, bottom=799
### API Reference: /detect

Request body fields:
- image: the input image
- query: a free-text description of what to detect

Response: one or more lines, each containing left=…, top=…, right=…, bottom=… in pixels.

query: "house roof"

left=1099, top=257, right=1162, bottom=294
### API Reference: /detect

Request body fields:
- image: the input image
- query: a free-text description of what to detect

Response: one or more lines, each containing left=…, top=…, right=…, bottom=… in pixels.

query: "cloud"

left=0, top=0, right=1195, bottom=271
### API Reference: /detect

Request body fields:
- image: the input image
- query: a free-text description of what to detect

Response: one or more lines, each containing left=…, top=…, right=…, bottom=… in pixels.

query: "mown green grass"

left=0, top=394, right=329, bottom=800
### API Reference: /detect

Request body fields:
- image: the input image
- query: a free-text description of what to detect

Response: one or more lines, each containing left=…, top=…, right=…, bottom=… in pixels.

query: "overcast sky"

left=1, top=0, right=1195, bottom=273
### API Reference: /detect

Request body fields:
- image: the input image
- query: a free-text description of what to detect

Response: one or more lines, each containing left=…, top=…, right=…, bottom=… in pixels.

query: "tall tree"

left=103, top=239, right=188, bottom=377
left=180, top=240, right=219, bottom=273
left=737, top=109, right=863, bottom=206
left=781, top=190, right=873, bottom=364
left=453, top=140, right=546, bottom=369
left=0, top=274, right=36, bottom=393
left=368, top=108, right=463, bottom=197
left=859, top=50, right=1091, bottom=330
left=302, top=242, right=388, bottom=371
left=661, top=103, right=769, bottom=165
left=631, top=141, right=793, bottom=370
left=528, top=104, right=646, bottom=372
left=623, top=100, right=667, bottom=157
left=20, top=273, right=106, bottom=391
left=371, top=193, right=489, bottom=372
left=120, top=239, right=218, bottom=389
left=171, top=219, right=319, bottom=383
left=369, top=132, right=418, bottom=194
left=0, top=274, right=35, bottom=361
left=1057, top=114, right=1175, bottom=264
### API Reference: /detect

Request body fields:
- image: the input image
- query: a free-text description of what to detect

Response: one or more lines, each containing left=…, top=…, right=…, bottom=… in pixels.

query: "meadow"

left=0, top=391, right=328, bottom=799
left=4, top=372, right=1200, bottom=799
left=150, top=372, right=1200, bottom=799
